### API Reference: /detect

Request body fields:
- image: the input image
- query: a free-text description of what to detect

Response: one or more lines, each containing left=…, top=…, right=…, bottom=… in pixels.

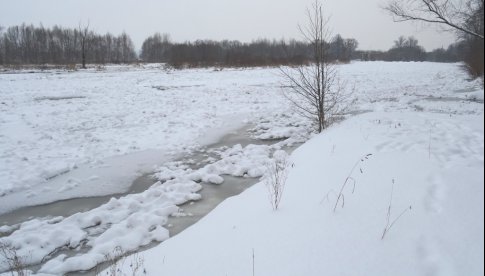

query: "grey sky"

left=0, top=0, right=456, bottom=51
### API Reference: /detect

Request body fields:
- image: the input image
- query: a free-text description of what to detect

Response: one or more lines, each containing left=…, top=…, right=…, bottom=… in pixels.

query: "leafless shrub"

left=265, top=151, right=291, bottom=211
left=381, top=179, right=412, bottom=240
left=0, top=241, right=29, bottom=276
left=127, top=253, right=145, bottom=276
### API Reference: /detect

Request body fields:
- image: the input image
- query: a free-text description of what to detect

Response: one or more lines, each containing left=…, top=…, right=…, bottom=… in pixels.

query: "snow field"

left=0, top=66, right=289, bottom=212
left=0, top=62, right=483, bottom=275
left=1, top=62, right=480, bottom=210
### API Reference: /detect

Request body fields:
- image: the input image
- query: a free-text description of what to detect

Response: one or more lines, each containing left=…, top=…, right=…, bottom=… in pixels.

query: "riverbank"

left=116, top=111, right=483, bottom=276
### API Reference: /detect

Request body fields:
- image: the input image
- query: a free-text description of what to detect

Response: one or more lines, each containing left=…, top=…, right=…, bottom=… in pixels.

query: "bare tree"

left=343, top=38, right=359, bottom=61
left=79, top=22, right=90, bottom=69
left=394, top=36, right=407, bottom=48
left=281, top=0, right=350, bottom=133
left=384, top=0, right=484, bottom=39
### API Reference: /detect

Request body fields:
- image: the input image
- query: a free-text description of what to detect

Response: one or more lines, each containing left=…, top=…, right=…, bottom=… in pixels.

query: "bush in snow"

left=265, top=150, right=291, bottom=211
left=0, top=241, right=28, bottom=276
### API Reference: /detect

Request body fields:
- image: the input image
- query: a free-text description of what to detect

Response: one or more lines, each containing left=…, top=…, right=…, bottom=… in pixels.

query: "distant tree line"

left=0, top=24, right=136, bottom=66
left=0, top=22, right=481, bottom=74
left=387, top=36, right=427, bottom=61
left=355, top=35, right=473, bottom=64
left=139, top=33, right=359, bottom=67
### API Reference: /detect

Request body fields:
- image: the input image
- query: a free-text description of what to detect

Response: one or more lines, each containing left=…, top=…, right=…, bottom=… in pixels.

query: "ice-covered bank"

left=114, top=110, right=483, bottom=276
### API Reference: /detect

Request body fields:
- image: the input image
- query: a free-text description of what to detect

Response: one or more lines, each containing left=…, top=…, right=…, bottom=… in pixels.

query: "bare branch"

left=384, top=0, right=484, bottom=39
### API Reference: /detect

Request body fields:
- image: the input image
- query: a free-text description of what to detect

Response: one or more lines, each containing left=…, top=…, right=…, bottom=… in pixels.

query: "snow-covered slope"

left=128, top=111, right=483, bottom=276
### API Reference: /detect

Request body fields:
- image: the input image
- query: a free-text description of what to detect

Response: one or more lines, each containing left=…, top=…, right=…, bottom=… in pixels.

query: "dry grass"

left=0, top=241, right=29, bottom=276
left=95, top=246, right=146, bottom=276
left=323, top=153, right=372, bottom=212
left=381, top=179, right=412, bottom=240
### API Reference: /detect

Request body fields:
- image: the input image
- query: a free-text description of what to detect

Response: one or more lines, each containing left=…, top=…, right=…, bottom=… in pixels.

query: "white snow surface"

left=128, top=111, right=483, bottom=276
left=0, top=65, right=288, bottom=213
left=0, top=140, right=294, bottom=274
left=0, top=62, right=483, bottom=275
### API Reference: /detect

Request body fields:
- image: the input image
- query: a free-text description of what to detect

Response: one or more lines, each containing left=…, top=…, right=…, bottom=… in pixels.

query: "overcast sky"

left=0, top=0, right=456, bottom=51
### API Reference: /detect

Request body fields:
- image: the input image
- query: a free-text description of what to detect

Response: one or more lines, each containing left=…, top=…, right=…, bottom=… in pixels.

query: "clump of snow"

left=272, top=149, right=289, bottom=162
left=468, top=90, right=484, bottom=102
left=152, top=142, right=293, bottom=188
left=206, top=144, right=271, bottom=178
left=249, top=112, right=312, bottom=143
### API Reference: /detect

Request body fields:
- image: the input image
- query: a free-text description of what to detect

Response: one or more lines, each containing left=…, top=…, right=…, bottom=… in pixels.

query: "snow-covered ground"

left=0, top=62, right=483, bottom=275
left=0, top=65, right=293, bottom=213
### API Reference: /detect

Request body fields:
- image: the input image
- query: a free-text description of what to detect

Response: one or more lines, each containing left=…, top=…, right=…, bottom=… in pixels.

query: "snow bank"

left=117, top=111, right=483, bottom=276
